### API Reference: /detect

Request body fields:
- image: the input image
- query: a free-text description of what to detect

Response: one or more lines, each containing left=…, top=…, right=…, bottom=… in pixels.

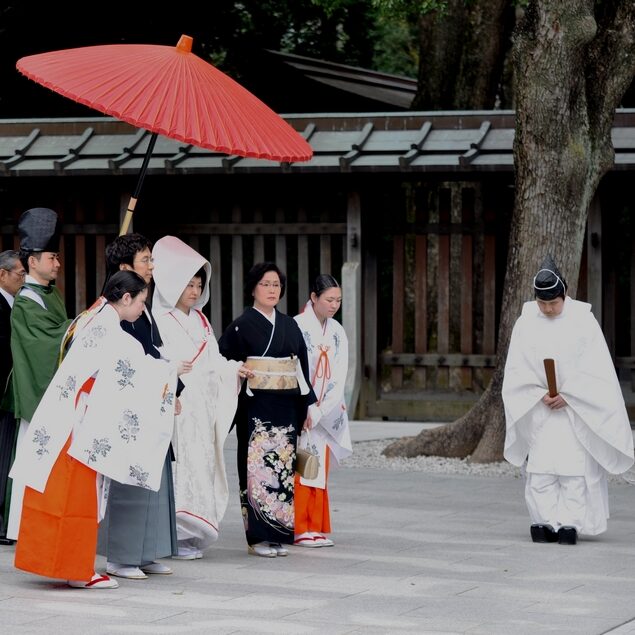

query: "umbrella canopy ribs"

left=17, top=34, right=313, bottom=234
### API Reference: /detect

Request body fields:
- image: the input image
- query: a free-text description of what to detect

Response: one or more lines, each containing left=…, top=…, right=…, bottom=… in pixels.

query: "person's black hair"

left=535, top=286, right=567, bottom=301
left=311, top=274, right=340, bottom=297
left=19, top=249, right=43, bottom=271
left=192, top=266, right=207, bottom=288
left=105, top=233, right=153, bottom=277
left=103, top=270, right=148, bottom=302
left=244, top=262, right=286, bottom=299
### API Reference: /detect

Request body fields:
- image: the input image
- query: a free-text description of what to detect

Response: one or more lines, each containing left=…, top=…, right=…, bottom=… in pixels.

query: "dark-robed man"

left=0, top=250, right=26, bottom=543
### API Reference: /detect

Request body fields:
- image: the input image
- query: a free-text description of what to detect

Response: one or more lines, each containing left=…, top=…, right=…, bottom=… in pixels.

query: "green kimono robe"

left=10, top=282, right=70, bottom=422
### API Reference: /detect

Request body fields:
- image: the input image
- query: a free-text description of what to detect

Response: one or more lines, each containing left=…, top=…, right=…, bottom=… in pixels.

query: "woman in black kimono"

left=219, top=262, right=315, bottom=558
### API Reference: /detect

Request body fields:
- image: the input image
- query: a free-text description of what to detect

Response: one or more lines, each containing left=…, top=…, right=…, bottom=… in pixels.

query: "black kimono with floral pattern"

left=219, top=308, right=316, bottom=545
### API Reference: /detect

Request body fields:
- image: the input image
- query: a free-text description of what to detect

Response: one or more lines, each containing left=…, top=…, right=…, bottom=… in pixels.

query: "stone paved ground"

left=1, top=421, right=635, bottom=634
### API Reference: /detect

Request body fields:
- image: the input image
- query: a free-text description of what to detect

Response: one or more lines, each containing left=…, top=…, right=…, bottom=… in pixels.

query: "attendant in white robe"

left=293, top=275, right=352, bottom=547
left=502, top=256, right=634, bottom=545
left=152, top=236, right=245, bottom=560
left=9, top=271, right=179, bottom=588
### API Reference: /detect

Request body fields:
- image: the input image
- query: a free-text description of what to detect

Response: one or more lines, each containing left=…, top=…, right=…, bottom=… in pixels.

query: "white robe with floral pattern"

left=10, top=303, right=177, bottom=494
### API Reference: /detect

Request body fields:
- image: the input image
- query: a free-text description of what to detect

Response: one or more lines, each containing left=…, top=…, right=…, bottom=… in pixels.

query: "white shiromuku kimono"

left=502, top=297, right=634, bottom=535
left=152, top=236, right=240, bottom=552
left=10, top=302, right=178, bottom=497
left=294, top=300, right=352, bottom=488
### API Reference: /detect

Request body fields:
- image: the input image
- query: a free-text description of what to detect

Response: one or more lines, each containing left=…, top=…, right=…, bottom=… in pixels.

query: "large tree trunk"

left=412, top=0, right=514, bottom=110
left=385, top=0, right=635, bottom=462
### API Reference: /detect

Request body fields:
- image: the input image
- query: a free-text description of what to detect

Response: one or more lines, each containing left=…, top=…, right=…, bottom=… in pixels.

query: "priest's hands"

left=543, top=393, right=567, bottom=409
left=175, top=398, right=182, bottom=416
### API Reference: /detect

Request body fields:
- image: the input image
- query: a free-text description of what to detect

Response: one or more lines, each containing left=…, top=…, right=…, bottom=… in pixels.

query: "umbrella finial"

left=176, top=35, right=193, bottom=54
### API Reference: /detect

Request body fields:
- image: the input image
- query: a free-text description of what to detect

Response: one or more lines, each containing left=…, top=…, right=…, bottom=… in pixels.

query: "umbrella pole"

left=119, top=132, right=159, bottom=235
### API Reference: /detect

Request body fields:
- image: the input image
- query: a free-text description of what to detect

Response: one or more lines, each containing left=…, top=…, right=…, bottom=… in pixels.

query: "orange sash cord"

left=311, top=345, right=331, bottom=406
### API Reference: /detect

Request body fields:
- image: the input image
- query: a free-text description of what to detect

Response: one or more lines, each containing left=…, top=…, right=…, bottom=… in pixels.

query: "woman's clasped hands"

left=237, top=364, right=254, bottom=380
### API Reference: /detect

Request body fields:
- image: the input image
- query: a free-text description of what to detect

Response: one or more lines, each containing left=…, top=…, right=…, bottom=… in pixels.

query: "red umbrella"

left=17, top=35, right=313, bottom=234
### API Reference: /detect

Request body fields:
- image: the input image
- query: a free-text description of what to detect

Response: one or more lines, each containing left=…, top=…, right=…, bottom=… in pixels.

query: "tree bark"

left=412, top=0, right=514, bottom=110
left=385, top=0, right=635, bottom=462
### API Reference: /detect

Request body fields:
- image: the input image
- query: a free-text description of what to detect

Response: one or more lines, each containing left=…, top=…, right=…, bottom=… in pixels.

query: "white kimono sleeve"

left=502, top=317, right=548, bottom=467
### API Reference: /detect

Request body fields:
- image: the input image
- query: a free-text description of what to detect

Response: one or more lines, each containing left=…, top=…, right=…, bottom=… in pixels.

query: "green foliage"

left=371, top=14, right=419, bottom=77
left=312, top=0, right=446, bottom=22
left=312, top=0, right=419, bottom=75
left=370, top=0, right=447, bottom=18
left=311, top=0, right=369, bottom=15
left=217, top=0, right=379, bottom=69
left=370, top=0, right=526, bottom=15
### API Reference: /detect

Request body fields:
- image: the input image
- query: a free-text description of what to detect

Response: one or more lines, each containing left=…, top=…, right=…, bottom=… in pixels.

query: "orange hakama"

left=14, top=378, right=97, bottom=582
left=293, top=452, right=331, bottom=534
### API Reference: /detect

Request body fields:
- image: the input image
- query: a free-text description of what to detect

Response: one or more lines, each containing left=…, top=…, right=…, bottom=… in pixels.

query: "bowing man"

left=503, top=256, right=634, bottom=545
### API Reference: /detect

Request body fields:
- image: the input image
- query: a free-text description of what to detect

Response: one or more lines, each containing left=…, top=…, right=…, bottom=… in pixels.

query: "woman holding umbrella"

left=219, top=263, right=316, bottom=557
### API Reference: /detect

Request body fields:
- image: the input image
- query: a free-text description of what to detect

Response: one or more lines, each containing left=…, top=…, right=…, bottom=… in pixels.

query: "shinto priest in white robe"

left=10, top=301, right=178, bottom=502
left=294, top=300, right=352, bottom=488
left=502, top=297, right=634, bottom=535
left=152, top=236, right=241, bottom=551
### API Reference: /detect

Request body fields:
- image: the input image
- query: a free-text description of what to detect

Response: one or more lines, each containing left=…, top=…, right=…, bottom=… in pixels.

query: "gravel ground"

left=341, top=438, right=635, bottom=485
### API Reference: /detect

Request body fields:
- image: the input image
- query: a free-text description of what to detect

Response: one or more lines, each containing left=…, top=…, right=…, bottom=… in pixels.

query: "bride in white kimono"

left=152, top=236, right=245, bottom=559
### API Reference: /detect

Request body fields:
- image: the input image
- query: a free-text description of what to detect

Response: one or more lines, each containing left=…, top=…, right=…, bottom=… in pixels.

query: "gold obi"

left=246, top=356, right=298, bottom=391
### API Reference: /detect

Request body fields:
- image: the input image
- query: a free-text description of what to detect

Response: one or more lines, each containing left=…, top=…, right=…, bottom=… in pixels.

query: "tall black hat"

left=533, top=255, right=567, bottom=300
left=18, top=208, right=60, bottom=252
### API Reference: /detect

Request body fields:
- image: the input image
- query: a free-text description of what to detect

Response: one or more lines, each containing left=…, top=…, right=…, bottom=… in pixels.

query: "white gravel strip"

left=341, top=438, right=635, bottom=485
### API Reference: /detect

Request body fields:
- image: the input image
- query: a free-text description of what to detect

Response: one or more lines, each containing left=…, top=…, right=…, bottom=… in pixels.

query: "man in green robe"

left=6, top=208, right=71, bottom=540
